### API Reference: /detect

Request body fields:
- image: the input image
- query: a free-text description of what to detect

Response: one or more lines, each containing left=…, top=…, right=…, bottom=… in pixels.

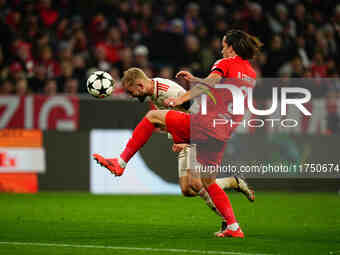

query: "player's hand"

left=176, top=71, right=195, bottom=82
left=164, top=97, right=183, bottom=107
left=172, top=143, right=188, bottom=153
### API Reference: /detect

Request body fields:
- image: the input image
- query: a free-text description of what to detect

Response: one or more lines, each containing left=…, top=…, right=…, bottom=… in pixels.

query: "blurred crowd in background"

left=0, top=0, right=340, bottom=99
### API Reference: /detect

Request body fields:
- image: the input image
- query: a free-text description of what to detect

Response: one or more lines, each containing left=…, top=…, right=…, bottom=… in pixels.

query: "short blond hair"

left=121, top=67, right=148, bottom=88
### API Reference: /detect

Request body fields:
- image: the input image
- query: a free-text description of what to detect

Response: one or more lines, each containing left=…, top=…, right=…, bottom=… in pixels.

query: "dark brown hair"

left=224, top=30, right=263, bottom=60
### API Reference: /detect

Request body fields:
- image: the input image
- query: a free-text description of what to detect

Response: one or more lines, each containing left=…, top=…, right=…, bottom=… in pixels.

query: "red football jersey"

left=191, top=56, right=256, bottom=142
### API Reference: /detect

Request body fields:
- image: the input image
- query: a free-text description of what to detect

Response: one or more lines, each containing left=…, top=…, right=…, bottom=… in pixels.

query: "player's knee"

left=145, top=110, right=157, bottom=122
left=146, top=110, right=164, bottom=125
left=190, top=181, right=203, bottom=193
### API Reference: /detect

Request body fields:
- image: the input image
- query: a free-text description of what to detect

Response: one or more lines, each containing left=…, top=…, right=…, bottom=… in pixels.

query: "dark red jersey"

left=191, top=56, right=256, bottom=142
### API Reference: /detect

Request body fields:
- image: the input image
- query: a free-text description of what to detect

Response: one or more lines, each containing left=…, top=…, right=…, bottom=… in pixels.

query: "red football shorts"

left=196, top=139, right=227, bottom=166
left=165, top=110, right=228, bottom=166
left=165, top=110, right=190, bottom=144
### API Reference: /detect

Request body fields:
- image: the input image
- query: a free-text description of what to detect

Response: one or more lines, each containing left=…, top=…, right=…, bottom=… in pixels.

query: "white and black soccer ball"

left=87, top=71, right=114, bottom=98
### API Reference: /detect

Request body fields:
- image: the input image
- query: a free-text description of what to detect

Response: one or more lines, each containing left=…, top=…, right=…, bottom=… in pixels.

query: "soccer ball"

left=87, top=71, right=114, bottom=98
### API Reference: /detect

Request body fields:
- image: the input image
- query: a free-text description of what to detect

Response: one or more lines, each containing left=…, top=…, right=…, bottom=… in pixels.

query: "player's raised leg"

left=93, top=110, right=170, bottom=176
left=196, top=140, right=244, bottom=238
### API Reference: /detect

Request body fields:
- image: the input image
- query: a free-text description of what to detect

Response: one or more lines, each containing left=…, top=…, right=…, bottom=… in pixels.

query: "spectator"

left=33, top=31, right=50, bottom=57
left=201, top=37, right=221, bottom=73
left=23, top=15, right=39, bottom=40
left=311, top=51, right=327, bottom=78
left=28, top=65, right=47, bottom=93
left=134, top=45, right=150, bottom=69
left=58, top=43, right=73, bottom=63
left=171, top=19, right=184, bottom=35
left=95, top=26, right=124, bottom=64
left=56, top=18, right=70, bottom=40
left=36, top=46, right=60, bottom=78
left=183, top=2, right=201, bottom=34
left=322, top=24, right=337, bottom=57
left=5, top=9, right=21, bottom=33
left=246, top=2, right=270, bottom=44
left=57, top=60, right=74, bottom=92
left=278, top=56, right=304, bottom=78
left=115, top=47, right=133, bottom=76
left=164, top=0, right=177, bottom=20
left=294, top=35, right=310, bottom=68
left=9, top=62, right=25, bottom=83
left=314, top=30, right=330, bottom=57
left=91, top=44, right=111, bottom=72
left=268, top=3, right=295, bottom=37
left=262, top=35, right=291, bottom=77
left=64, top=78, right=78, bottom=95
left=159, top=66, right=174, bottom=79
left=213, top=17, right=229, bottom=39
left=15, top=78, right=29, bottom=96
left=88, top=13, right=108, bottom=44
left=72, top=55, right=87, bottom=93
left=183, top=34, right=203, bottom=75
left=11, top=36, right=32, bottom=60
left=70, top=28, right=88, bottom=56
left=304, top=22, right=317, bottom=58
left=0, top=79, right=13, bottom=95
left=293, top=3, right=306, bottom=36
left=44, top=79, right=57, bottom=96
left=16, top=42, right=34, bottom=77
left=37, top=0, right=59, bottom=28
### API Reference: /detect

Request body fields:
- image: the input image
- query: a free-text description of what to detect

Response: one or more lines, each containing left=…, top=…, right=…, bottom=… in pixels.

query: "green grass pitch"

left=0, top=192, right=339, bottom=255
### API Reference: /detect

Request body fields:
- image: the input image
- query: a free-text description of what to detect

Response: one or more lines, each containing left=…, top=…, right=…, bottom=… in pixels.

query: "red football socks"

left=120, top=117, right=155, bottom=163
left=207, top=182, right=237, bottom=225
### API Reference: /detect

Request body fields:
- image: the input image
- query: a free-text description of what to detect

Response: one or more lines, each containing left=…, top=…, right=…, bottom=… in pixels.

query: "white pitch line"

left=0, top=241, right=277, bottom=255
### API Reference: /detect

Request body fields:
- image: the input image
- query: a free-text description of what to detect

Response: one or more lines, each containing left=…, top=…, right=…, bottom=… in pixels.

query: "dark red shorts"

left=165, top=110, right=190, bottom=144
left=196, top=139, right=227, bottom=166
left=165, top=110, right=227, bottom=166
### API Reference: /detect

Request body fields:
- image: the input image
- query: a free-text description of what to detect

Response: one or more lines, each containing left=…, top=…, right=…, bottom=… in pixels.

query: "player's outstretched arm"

left=165, top=72, right=221, bottom=107
left=176, top=71, right=221, bottom=87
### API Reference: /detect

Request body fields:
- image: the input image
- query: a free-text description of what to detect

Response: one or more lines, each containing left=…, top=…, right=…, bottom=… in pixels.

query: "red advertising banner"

left=0, top=95, right=79, bottom=130
left=0, top=130, right=44, bottom=193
